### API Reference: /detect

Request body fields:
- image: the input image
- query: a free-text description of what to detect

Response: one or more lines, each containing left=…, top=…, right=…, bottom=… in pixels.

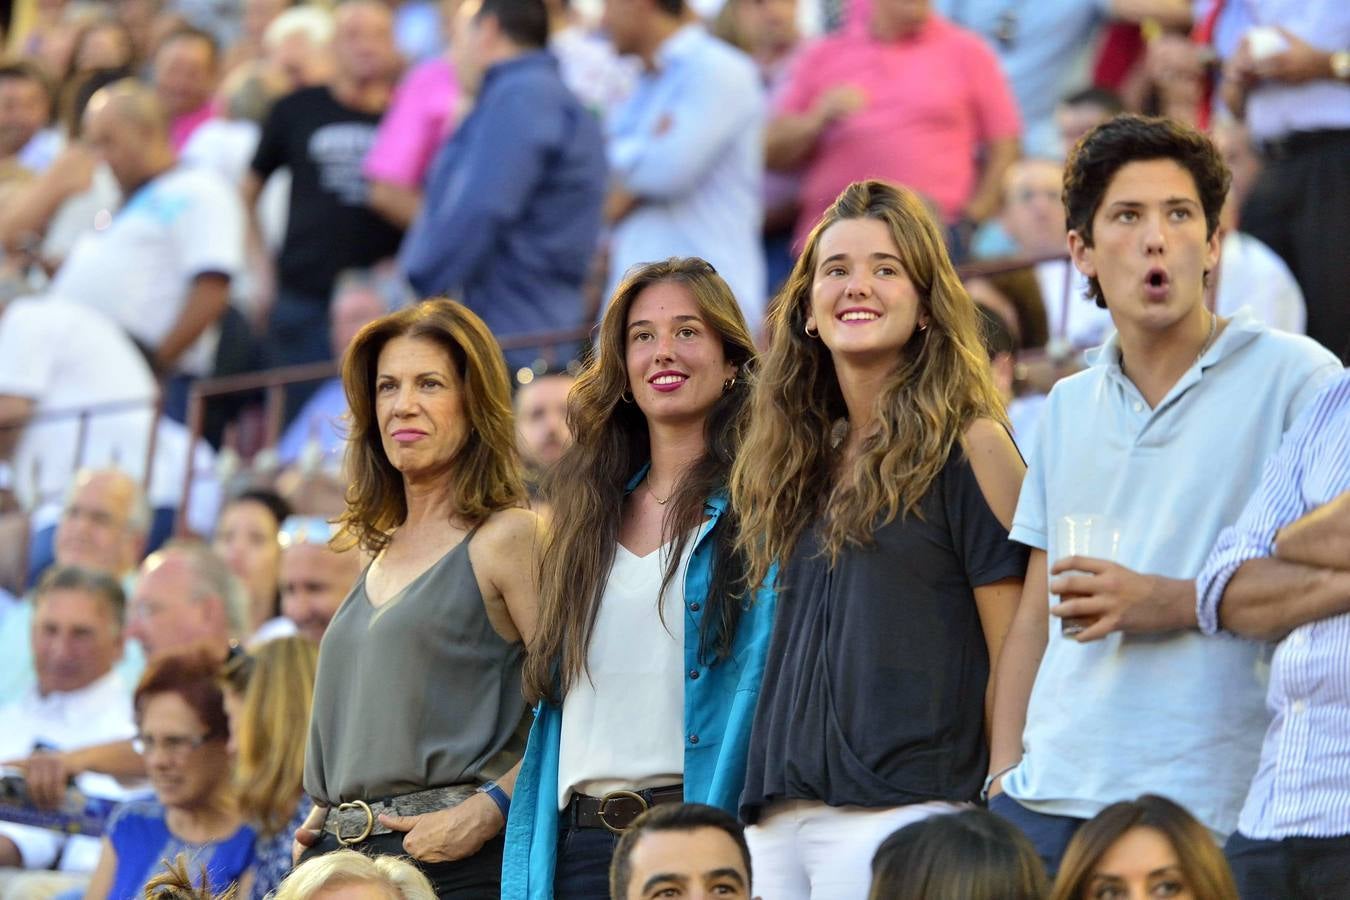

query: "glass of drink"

left=1053, top=514, right=1122, bottom=637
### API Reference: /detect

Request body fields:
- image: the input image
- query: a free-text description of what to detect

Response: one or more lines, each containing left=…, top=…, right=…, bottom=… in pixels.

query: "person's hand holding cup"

left=1053, top=514, right=1122, bottom=637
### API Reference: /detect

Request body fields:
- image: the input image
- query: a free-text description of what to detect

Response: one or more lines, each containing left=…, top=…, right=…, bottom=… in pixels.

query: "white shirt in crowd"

left=0, top=670, right=140, bottom=872
left=48, top=165, right=245, bottom=377
left=0, top=297, right=219, bottom=535
left=557, top=534, right=695, bottom=810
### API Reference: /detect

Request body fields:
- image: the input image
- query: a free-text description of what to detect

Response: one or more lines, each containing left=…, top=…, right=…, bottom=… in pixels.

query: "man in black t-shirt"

left=244, top=0, right=402, bottom=407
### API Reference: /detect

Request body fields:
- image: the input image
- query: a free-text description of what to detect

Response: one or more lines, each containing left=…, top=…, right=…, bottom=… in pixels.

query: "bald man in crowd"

left=4, top=542, right=250, bottom=808
left=0, top=470, right=151, bottom=705
left=45, top=79, right=244, bottom=417
left=278, top=517, right=364, bottom=643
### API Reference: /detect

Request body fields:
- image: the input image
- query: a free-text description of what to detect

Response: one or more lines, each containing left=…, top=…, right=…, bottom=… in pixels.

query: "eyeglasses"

left=278, top=516, right=339, bottom=549
left=132, top=732, right=219, bottom=757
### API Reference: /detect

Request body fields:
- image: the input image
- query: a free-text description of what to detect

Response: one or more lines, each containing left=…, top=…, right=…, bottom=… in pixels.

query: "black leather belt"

left=566, top=785, right=684, bottom=833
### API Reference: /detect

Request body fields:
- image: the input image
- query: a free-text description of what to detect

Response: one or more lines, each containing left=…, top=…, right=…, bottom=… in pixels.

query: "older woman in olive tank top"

left=292, top=299, right=540, bottom=900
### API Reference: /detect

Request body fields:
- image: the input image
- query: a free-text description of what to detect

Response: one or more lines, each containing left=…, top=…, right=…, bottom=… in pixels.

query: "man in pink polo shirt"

left=766, top=0, right=1020, bottom=253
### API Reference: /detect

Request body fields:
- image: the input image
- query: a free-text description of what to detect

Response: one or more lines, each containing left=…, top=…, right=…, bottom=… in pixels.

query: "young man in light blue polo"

left=984, top=114, right=1341, bottom=875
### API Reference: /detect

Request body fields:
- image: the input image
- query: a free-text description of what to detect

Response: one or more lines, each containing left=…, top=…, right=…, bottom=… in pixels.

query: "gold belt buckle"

left=336, top=799, right=375, bottom=846
left=598, top=790, right=649, bottom=834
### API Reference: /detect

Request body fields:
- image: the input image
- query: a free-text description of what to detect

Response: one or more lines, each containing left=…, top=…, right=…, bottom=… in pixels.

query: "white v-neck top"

left=557, top=536, right=693, bottom=809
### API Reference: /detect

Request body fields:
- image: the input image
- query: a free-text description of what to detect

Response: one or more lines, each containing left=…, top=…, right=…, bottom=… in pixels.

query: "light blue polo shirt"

left=1004, top=309, right=1340, bottom=837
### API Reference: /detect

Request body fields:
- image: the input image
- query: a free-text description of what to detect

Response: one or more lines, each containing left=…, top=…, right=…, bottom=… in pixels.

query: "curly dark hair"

left=1064, top=114, right=1231, bottom=307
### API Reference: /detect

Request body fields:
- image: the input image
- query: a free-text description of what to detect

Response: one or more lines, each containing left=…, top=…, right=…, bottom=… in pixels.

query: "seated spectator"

left=1050, top=795, right=1239, bottom=900
left=0, top=62, right=62, bottom=174
left=277, top=516, right=364, bottom=644
left=400, top=0, right=607, bottom=371
left=127, top=543, right=249, bottom=663
left=513, top=366, right=574, bottom=505
left=608, top=804, right=754, bottom=900
left=0, top=469, right=152, bottom=706
left=84, top=649, right=255, bottom=900
left=211, top=490, right=292, bottom=646
left=766, top=0, right=1020, bottom=257
left=52, top=78, right=244, bottom=415
left=220, top=636, right=319, bottom=900
left=965, top=268, right=1053, bottom=455
left=273, top=849, right=436, bottom=900
left=869, top=808, right=1048, bottom=900
left=153, top=27, right=220, bottom=152
left=974, top=158, right=1070, bottom=261
left=274, top=269, right=391, bottom=472
left=0, top=67, right=125, bottom=276
left=1, top=543, right=248, bottom=838
left=602, top=0, right=766, bottom=323
left=0, top=567, right=140, bottom=894
left=1054, top=87, right=1122, bottom=159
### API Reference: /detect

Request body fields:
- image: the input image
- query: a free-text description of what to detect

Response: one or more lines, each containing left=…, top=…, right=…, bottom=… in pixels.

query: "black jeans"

left=301, top=830, right=504, bottom=899
left=552, top=821, right=621, bottom=900
left=1226, top=830, right=1350, bottom=899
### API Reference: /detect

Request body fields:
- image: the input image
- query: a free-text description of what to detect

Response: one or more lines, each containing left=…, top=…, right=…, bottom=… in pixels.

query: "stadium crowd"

left=0, top=0, right=1344, bottom=897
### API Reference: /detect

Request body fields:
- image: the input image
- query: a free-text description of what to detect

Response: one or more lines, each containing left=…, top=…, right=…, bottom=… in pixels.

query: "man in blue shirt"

left=985, top=115, right=1340, bottom=874
left=400, top=0, right=607, bottom=369
left=1197, top=370, right=1350, bottom=898
left=601, top=0, right=766, bottom=327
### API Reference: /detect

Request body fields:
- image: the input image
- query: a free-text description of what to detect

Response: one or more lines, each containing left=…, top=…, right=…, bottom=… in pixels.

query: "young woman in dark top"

left=730, top=179, right=1029, bottom=899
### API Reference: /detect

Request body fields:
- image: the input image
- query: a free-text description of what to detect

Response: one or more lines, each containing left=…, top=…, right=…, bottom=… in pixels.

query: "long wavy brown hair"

left=336, top=298, right=526, bottom=553
left=1050, top=795, right=1239, bottom=900
left=730, top=180, right=1008, bottom=590
left=522, top=259, right=757, bottom=705
left=221, top=636, right=319, bottom=835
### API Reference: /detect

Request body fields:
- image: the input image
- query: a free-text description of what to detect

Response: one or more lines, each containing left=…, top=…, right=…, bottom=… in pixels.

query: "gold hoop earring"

left=621, top=389, right=634, bottom=404
left=722, top=376, right=735, bottom=394
left=804, top=321, right=819, bottom=338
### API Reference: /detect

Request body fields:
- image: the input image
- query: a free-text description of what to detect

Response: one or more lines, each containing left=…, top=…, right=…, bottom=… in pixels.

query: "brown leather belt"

left=566, top=785, right=684, bottom=833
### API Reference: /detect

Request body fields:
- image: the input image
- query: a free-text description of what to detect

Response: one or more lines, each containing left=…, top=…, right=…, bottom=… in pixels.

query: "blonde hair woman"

left=220, top=636, right=319, bottom=899
left=274, top=849, right=436, bottom=900
left=730, top=180, right=1029, bottom=899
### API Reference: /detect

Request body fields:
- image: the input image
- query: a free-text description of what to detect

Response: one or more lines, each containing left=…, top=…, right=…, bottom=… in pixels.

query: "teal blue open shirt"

left=500, top=478, right=776, bottom=898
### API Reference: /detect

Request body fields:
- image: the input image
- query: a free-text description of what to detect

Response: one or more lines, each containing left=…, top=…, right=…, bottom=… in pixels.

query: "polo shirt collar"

left=1087, top=307, right=1264, bottom=374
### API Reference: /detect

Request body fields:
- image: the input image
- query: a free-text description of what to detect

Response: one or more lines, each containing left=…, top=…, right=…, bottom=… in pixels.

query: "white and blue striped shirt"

left=1197, top=368, right=1350, bottom=839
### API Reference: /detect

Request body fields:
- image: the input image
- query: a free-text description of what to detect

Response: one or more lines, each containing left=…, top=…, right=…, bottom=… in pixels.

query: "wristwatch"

left=1332, top=49, right=1350, bottom=82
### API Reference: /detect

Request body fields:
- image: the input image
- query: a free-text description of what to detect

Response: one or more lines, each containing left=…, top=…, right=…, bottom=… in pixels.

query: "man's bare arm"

left=1220, top=559, right=1350, bottom=642
left=368, top=181, right=423, bottom=230
left=1275, top=490, right=1350, bottom=571
left=0, top=395, right=34, bottom=460
left=153, top=274, right=231, bottom=371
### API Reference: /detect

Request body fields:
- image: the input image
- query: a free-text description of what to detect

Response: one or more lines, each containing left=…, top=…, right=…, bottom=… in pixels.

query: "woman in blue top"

left=502, top=258, right=775, bottom=899
left=86, top=648, right=255, bottom=899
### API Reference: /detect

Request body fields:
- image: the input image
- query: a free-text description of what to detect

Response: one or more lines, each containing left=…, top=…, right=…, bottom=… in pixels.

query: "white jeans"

left=746, top=798, right=966, bottom=900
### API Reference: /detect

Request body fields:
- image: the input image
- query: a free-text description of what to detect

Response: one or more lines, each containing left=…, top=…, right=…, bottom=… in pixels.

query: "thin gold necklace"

left=647, top=479, right=671, bottom=505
